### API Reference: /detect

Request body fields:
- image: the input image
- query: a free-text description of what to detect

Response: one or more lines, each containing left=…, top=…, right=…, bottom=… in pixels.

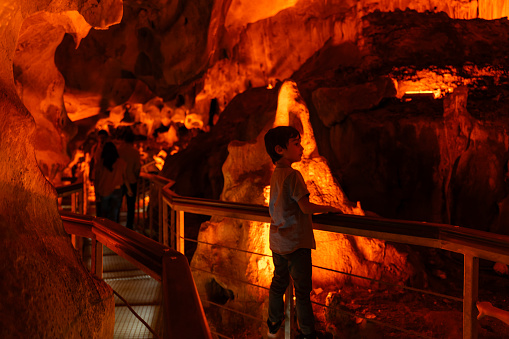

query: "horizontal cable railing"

left=158, top=184, right=509, bottom=339
left=137, top=172, right=175, bottom=241
left=57, top=173, right=509, bottom=338
left=186, top=235, right=454, bottom=338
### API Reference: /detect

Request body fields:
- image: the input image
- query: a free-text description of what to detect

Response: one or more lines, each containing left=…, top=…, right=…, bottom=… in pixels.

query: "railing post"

left=149, top=182, right=154, bottom=239
left=158, top=186, right=163, bottom=244
left=71, top=192, right=77, bottom=213
left=135, top=178, right=140, bottom=228
left=463, top=253, right=479, bottom=339
left=284, top=281, right=294, bottom=339
left=170, top=208, right=176, bottom=250
left=70, top=192, right=81, bottom=257
left=82, top=172, right=87, bottom=215
left=142, top=178, right=146, bottom=226
left=176, top=210, right=185, bottom=255
left=163, top=199, right=169, bottom=246
left=91, top=237, right=103, bottom=279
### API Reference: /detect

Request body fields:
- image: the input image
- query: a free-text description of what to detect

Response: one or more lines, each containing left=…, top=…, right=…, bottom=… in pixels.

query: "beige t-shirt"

left=268, top=163, right=315, bottom=254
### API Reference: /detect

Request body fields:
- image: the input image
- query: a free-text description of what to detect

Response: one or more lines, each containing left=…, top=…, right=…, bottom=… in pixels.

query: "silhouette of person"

left=90, top=130, right=109, bottom=217
left=94, top=142, right=132, bottom=222
left=117, top=130, right=141, bottom=229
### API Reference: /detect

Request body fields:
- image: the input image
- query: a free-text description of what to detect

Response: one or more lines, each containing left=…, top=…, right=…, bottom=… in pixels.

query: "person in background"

left=94, top=142, right=132, bottom=222
left=264, top=126, right=342, bottom=339
left=89, top=130, right=109, bottom=217
left=117, top=130, right=141, bottom=229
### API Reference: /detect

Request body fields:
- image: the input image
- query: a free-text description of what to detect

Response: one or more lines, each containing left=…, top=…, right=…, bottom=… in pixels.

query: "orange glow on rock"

left=263, top=185, right=271, bottom=206
left=274, top=80, right=363, bottom=215
left=225, top=0, right=299, bottom=28
left=270, top=81, right=418, bottom=288
left=391, top=68, right=462, bottom=99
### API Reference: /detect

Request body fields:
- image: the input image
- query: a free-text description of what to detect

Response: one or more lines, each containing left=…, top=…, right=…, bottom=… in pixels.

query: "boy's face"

left=277, top=136, right=303, bottom=164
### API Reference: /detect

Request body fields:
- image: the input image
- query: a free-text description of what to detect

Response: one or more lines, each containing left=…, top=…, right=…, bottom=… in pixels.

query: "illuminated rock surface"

left=190, top=81, right=419, bottom=336
left=1, top=0, right=120, bottom=337
left=5, top=0, right=509, bottom=337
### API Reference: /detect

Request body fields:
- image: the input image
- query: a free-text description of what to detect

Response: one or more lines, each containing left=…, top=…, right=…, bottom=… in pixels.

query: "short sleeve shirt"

left=268, top=163, right=316, bottom=254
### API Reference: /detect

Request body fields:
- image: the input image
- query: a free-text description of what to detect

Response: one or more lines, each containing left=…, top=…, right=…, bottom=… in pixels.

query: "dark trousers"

left=121, top=183, right=137, bottom=229
left=268, top=248, right=315, bottom=335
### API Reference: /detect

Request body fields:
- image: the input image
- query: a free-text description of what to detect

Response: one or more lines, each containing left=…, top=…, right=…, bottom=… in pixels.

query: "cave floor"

left=310, top=254, right=509, bottom=339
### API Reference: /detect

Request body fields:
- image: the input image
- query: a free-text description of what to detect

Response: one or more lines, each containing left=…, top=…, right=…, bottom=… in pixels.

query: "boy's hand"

left=476, top=301, right=493, bottom=320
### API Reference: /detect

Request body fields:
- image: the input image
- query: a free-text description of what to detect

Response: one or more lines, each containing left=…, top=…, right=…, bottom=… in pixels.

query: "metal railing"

left=57, top=173, right=509, bottom=338
left=60, top=212, right=211, bottom=339
left=155, top=185, right=509, bottom=339
left=56, top=180, right=85, bottom=214
left=56, top=181, right=212, bottom=339
left=56, top=180, right=86, bottom=254
left=136, top=172, right=175, bottom=242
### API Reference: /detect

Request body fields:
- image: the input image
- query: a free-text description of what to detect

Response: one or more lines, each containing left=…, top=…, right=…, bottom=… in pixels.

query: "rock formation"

left=25, top=0, right=509, bottom=234
left=6, top=0, right=509, bottom=337
left=1, top=0, right=122, bottom=337
left=189, top=80, right=421, bottom=336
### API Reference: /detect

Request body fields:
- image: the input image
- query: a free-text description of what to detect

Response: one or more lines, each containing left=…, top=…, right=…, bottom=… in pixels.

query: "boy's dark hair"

left=264, top=126, right=300, bottom=164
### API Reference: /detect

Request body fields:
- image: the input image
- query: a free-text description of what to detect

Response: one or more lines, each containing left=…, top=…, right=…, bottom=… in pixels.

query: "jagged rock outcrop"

left=6, top=0, right=509, bottom=337
left=19, top=0, right=508, bottom=181
left=1, top=1, right=121, bottom=337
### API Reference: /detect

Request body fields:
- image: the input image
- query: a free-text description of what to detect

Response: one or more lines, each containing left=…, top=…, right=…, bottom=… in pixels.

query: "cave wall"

left=190, top=81, right=419, bottom=337
left=0, top=0, right=122, bottom=337
left=5, top=0, right=509, bottom=337
left=157, top=4, right=509, bottom=234
left=11, top=1, right=507, bottom=232
left=7, top=0, right=507, bottom=205
left=293, top=10, right=509, bottom=232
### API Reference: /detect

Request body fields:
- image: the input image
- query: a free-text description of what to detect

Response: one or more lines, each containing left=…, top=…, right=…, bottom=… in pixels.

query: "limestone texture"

left=1, top=0, right=119, bottom=337
left=7, top=0, right=509, bottom=337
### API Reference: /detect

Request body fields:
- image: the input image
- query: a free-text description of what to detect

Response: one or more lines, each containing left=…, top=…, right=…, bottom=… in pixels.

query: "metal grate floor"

left=83, top=235, right=163, bottom=338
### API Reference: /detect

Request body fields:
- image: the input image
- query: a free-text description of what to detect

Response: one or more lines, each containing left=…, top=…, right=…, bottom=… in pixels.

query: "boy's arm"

left=477, top=301, right=509, bottom=325
left=297, top=195, right=343, bottom=215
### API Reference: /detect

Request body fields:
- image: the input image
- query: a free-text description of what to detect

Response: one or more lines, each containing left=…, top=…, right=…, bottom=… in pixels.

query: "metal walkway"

left=82, top=204, right=164, bottom=338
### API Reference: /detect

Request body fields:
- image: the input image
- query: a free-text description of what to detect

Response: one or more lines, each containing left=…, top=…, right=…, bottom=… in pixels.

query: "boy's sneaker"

left=267, top=318, right=284, bottom=338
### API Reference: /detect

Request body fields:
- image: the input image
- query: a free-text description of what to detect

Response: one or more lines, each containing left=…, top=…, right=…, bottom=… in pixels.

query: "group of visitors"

left=90, top=128, right=141, bottom=230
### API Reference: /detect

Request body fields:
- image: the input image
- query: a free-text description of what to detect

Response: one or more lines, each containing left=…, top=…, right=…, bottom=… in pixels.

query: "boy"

left=264, top=126, right=342, bottom=339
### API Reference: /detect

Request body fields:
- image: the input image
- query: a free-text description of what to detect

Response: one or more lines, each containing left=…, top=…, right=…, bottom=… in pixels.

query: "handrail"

left=139, top=172, right=176, bottom=241
left=55, top=181, right=84, bottom=195
left=162, top=189, right=509, bottom=264
left=140, top=172, right=175, bottom=187
left=58, top=175, right=509, bottom=338
left=60, top=211, right=212, bottom=339
left=160, top=184, right=509, bottom=339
